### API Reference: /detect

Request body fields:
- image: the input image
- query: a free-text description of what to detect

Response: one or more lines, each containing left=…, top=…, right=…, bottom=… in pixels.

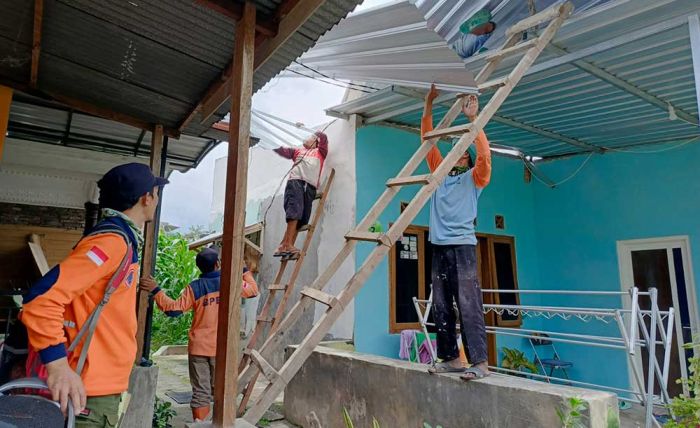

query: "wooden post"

left=0, top=85, right=11, bottom=162
left=213, top=1, right=255, bottom=426
left=135, top=124, right=164, bottom=363
left=31, top=0, right=43, bottom=88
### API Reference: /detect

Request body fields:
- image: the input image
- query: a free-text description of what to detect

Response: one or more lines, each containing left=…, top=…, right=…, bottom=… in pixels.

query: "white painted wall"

left=209, top=117, right=357, bottom=340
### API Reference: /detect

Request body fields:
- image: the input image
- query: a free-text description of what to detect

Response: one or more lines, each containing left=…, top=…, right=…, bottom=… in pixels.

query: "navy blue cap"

left=98, top=163, right=169, bottom=209
left=196, top=248, right=220, bottom=273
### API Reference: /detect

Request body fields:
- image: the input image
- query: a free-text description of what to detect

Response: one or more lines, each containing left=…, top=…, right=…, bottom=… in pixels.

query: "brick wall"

left=0, top=202, right=84, bottom=230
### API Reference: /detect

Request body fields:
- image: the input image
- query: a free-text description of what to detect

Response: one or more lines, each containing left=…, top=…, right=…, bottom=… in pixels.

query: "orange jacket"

left=21, top=219, right=140, bottom=397
left=421, top=113, right=492, bottom=187
left=153, top=269, right=257, bottom=357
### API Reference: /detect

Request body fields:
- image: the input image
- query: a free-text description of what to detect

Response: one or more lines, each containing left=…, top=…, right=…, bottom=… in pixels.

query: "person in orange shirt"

left=20, top=163, right=168, bottom=426
left=421, top=84, right=492, bottom=381
left=140, top=247, right=258, bottom=421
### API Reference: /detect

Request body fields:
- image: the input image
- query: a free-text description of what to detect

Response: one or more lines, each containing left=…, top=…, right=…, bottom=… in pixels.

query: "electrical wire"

left=524, top=152, right=594, bottom=188
left=293, top=60, right=380, bottom=91
left=285, top=69, right=374, bottom=93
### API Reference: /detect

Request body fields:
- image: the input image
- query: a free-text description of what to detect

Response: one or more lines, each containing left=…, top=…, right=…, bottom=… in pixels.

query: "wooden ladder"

left=238, top=3, right=573, bottom=423
left=236, top=168, right=336, bottom=416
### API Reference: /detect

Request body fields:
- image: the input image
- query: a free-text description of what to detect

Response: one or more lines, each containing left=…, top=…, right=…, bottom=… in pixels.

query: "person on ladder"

left=20, top=163, right=169, bottom=425
left=423, top=84, right=492, bottom=381
left=140, top=248, right=258, bottom=422
left=272, top=131, right=329, bottom=259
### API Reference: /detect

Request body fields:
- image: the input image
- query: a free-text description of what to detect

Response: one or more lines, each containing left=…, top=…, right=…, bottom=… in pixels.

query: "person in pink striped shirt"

left=273, top=131, right=329, bottom=258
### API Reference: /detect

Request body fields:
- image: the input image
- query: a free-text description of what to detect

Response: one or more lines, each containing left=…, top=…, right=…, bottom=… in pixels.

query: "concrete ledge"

left=284, top=347, right=618, bottom=428
left=153, top=344, right=188, bottom=356
left=186, top=420, right=256, bottom=428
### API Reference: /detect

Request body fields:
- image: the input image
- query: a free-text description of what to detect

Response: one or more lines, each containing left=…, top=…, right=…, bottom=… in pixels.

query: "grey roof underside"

left=324, top=0, right=700, bottom=158
left=0, top=0, right=361, bottom=168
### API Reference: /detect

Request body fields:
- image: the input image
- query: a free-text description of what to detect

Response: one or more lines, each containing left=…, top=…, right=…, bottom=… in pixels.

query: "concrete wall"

left=354, top=124, right=542, bottom=359
left=284, top=346, right=618, bottom=428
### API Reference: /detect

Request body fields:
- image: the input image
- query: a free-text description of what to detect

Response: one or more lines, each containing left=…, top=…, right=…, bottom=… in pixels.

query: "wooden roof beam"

left=30, top=0, right=43, bottom=88
left=179, top=0, right=325, bottom=132
left=196, top=0, right=278, bottom=37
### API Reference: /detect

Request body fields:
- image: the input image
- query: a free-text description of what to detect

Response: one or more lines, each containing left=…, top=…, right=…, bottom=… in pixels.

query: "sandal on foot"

left=428, top=362, right=466, bottom=374
left=460, top=366, right=489, bottom=381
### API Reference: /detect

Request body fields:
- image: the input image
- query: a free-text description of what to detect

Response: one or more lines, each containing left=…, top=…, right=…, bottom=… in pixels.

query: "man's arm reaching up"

left=462, top=95, right=492, bottom=188
left=422, top=84, right=443, bottom=173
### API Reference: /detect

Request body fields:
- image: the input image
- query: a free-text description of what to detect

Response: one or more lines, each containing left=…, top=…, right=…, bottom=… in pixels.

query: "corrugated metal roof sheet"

left=0, top=0, right=362, bottom=167
left=325, top=0, right=700, bottom=158
left=6, top=94, right=213, bottom=172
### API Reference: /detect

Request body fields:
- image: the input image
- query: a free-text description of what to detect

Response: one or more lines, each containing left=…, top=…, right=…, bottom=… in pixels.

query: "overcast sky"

left=160, top=0, right=392, bottom=231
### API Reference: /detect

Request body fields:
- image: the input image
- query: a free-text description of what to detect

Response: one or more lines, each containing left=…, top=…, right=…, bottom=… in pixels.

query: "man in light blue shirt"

left=452, top=9, right=497, bottom=59
left=421, top=85, right=492, bottom=380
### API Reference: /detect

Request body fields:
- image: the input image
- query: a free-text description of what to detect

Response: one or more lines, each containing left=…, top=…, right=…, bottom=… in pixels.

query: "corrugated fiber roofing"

left=0, top=0, right=362, bottom=168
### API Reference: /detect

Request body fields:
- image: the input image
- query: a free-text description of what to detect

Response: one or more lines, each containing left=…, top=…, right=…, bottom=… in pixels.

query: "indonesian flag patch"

left=86, top=246, right=109, bottom=266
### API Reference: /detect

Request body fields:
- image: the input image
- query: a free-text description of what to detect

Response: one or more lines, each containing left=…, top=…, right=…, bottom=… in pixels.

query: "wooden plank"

left=249, top=350, right=281, bottom=383
left=135, top=124, right=164, bottom=363
left=478, top=77, right=508, bottom=92
left=344, top=231, right=393, bottom=247
left=28, top=234, right=49, bottom=275
left=30, top=0, right=43, bottom=88
left=241, top=4, right=574, bottom=424
left=506, top=2, right=565, bottom=37
left=300, top=287, right=338, bottom=308
left=422, top=124, right=471, bottom=140
left=195, top=0, right=325, bottom=125
left=267, top=284, right=287, bottom=291
left=475, top=33, right=521, bottom=85
left=386, top=174, right=431, bottom=187
left=484, top=38, right=538, bottom=62
left=0, top=85, right=11, bottom=162
left=213, top=2, right=255, bottom=426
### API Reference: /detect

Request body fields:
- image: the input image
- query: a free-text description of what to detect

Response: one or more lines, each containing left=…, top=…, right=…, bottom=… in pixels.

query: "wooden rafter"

left=178, top=0, right=324, bottom=132
left=31, top=0, right=43, bottom=88
left=196, top=0, right=277, bottom=36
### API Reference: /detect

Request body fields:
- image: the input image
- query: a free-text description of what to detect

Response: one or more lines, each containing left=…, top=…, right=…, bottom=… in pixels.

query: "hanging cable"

left=293, top=60, right=380, bottom=91
left=523, top=152, right=594, bottom=188
left=285, top=69, right=374, bottom=93
left=606, top=135, right=700, bottom=154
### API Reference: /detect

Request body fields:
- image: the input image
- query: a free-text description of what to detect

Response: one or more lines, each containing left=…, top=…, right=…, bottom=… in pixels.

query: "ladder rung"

left=345, top=231, right=393, bottom=247
left=300, top=287, right=338, bottom=308
left=314, top=191, right=323, bottom=200
left=250, top=350, right=283, bottom=384
left=422, top=124, right=471, bottom=140
left=506, top=3, right=564, bottom=37
left=268, top=284, right=287, bottom=291
left=256, top=316, right=274, bottom=323
left=298, top=224, right=312, bottom=232
left=386, top=174, right=431, bottom=187
left=479, top=77, right=509, bottom=92
left=484, top=38, right=538, bottom=62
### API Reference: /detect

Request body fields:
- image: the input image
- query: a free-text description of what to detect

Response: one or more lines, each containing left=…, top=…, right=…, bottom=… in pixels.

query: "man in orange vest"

left=141, top=248, right=258, bottom=421
left=21, top=163, right=168, bottom=426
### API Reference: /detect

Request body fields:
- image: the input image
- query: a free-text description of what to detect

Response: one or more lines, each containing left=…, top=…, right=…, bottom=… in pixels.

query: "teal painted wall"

left=355, top=124, right=700, bottom=393
left=354, top=125, right=544, bottom=361
left=530, top=142, right=700, bottom=391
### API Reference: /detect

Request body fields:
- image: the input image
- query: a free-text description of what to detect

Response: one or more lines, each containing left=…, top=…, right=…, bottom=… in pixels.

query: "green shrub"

left=152, top=397, right=176, bottom=428
left=149, top=231, right=200, bottom=353
left=665, top=340, right=700, bottom=427
left=556, top=397, right=588, bottom=428
left=501, top=347, right=538, bottom=375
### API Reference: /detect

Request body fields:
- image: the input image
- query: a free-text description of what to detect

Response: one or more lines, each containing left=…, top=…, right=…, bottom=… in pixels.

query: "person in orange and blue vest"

left=20, top=163, right=169, bottom=427
left=140, top=247, right=258, bottom=422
